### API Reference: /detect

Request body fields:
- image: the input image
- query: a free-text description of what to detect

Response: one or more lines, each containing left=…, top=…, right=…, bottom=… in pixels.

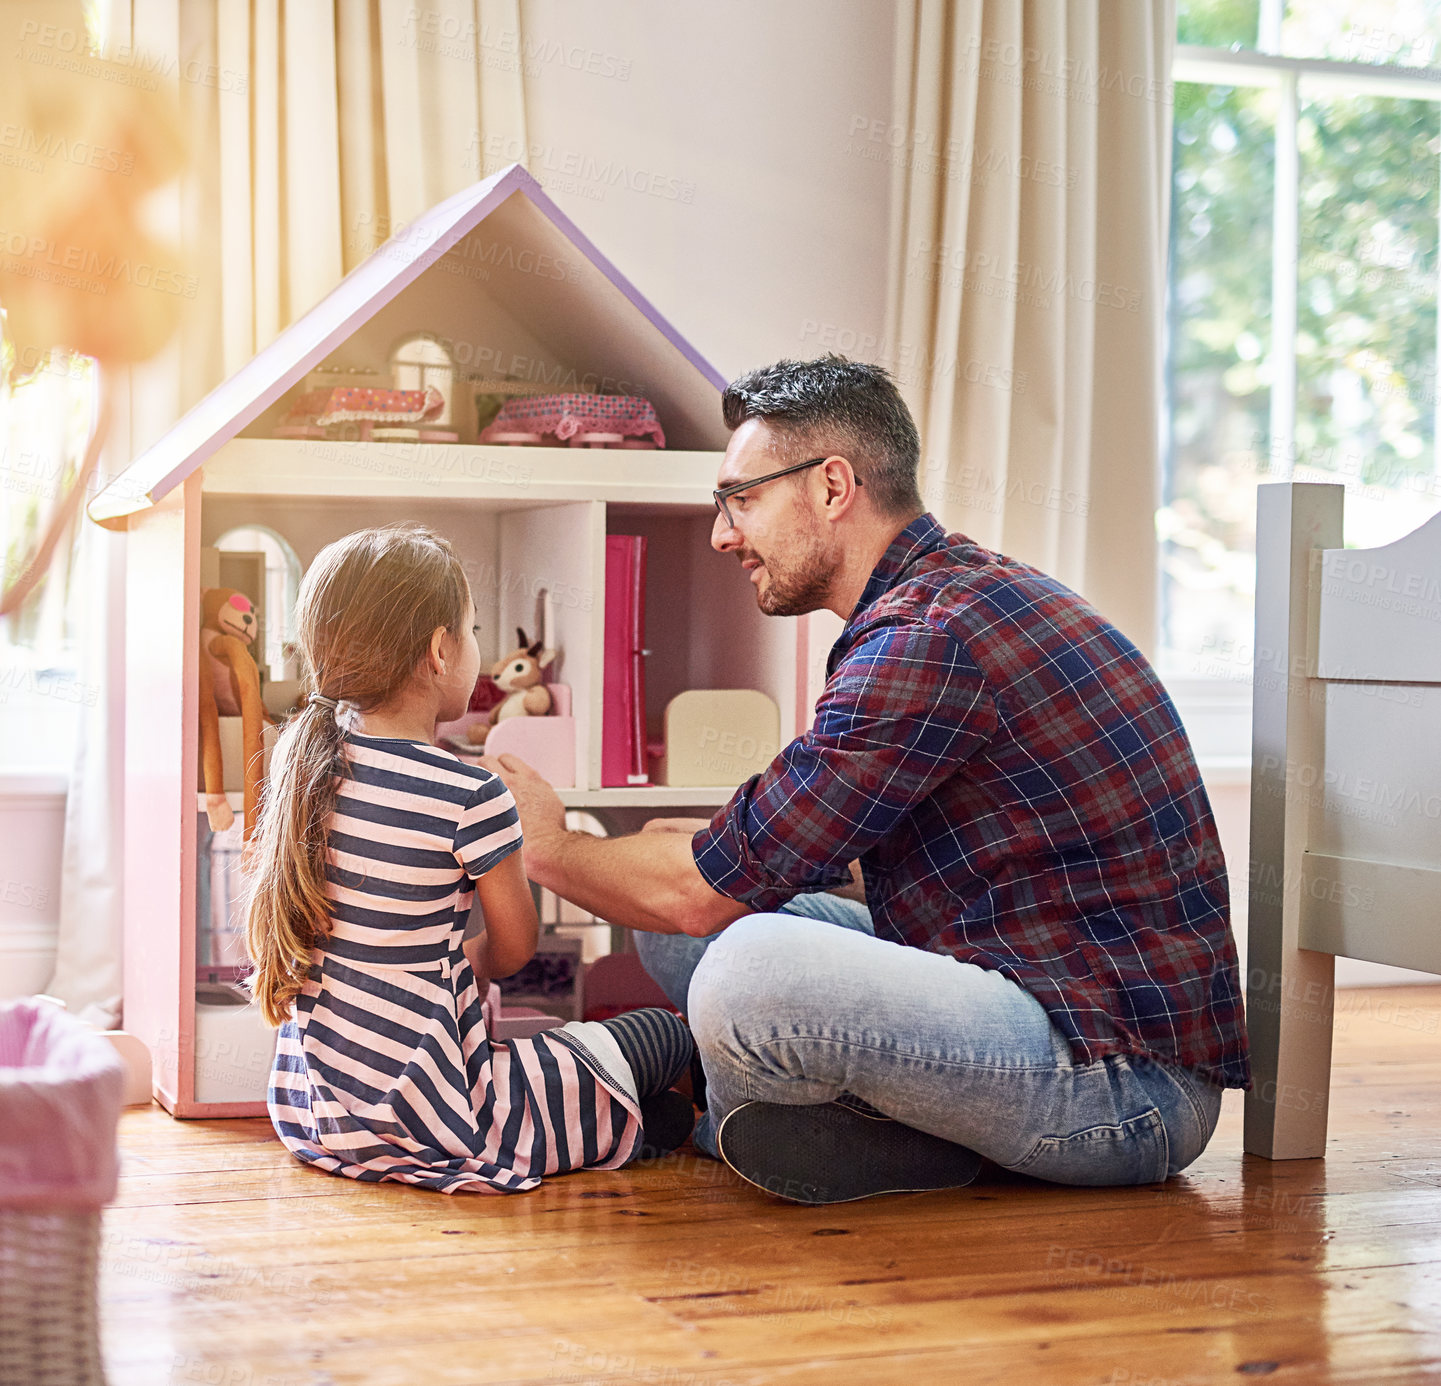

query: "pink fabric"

left=287, top=385, right=445, bottom=426
left=478, top=393, right=665, bottom=447
left=0, top=1000, right=124, bottom=1209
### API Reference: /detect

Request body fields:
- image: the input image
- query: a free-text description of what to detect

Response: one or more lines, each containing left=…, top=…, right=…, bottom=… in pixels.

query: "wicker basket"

left=0, top=1000, right=124, bottom=1386
left=0, top=1208, right=106, bottom=1385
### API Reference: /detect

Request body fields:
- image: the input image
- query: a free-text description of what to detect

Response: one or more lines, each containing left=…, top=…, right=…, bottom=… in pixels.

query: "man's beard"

left=748, top=525, right=839, bottom=617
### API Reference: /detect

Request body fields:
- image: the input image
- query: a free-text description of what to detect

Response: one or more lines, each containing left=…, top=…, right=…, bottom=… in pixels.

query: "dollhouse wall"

left=496, top=501, right=603, bottom=782
left=605, top=507, right=801, bottom=762
left=202, top=489, right=798, bottom=794
left=242, top=188, right=731, bottom=452
left=124, top=477, right=202, bottom=1111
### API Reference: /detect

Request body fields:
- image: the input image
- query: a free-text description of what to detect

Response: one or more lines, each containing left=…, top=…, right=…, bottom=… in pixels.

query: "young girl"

left=245, top=524, right=695, bottom=1193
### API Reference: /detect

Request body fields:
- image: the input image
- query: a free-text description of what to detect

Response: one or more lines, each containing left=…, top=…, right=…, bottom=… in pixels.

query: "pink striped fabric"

left=266, top=732, right=641, bottom=1193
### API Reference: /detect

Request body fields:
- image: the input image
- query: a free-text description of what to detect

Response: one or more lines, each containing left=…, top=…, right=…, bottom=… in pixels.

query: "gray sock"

left=600, top=1008, right=694, bottom=1097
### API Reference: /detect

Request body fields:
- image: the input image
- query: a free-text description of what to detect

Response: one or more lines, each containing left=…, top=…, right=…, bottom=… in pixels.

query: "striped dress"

left=267, top=732, right=643, bottom=1193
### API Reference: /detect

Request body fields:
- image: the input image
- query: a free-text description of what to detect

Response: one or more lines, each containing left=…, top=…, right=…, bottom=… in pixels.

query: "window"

left=213, top=526, right=302, bottom=682
left=0, top=349, right=100, bottom=769
left=390, top=334, right=455, bottom=425
left=1162, top=0, right=1441, bottom=709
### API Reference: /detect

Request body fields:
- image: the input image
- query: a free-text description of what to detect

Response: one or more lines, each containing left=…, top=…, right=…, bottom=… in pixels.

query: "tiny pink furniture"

left=487, top=983, right=564, bottom=1041
left=477, top=392, right=666, bottom=448
left=440, top=684, right=577, bottom=787
left=581, top=952, right=676, bottom=1022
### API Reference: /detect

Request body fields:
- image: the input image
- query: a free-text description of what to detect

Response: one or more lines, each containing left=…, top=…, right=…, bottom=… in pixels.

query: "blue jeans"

left=634, top=894, right=1224, bottom=1184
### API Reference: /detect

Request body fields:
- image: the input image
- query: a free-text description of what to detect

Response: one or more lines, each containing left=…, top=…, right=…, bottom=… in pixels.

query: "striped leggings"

left=598, top=1007, right=693, bottom=1097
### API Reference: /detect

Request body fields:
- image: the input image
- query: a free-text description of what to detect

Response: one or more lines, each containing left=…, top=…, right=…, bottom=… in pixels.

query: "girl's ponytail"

left=244, top=692, right=347, bottom=1026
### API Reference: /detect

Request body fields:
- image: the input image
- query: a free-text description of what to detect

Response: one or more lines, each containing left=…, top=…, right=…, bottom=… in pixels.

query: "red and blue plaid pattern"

left=694, top=515, right=1250, bottom=1089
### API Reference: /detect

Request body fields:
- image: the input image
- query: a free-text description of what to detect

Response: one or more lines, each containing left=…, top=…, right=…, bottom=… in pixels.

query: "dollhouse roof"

left=89, top=162, right=730, bottom=527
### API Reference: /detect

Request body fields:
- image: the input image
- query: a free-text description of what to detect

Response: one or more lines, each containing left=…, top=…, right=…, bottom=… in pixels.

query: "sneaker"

left=715, top=1100, right=983, bottom=1204
left=688, top=1049, right=709, bottom=1113
left=630, top=1089, right=696, bottom=1162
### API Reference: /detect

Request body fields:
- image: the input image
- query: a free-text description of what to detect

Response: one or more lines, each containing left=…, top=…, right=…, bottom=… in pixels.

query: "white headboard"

left=1299, top=502, right=1441, bottom=969
left=1246, top=482, right=1441, bottom=1160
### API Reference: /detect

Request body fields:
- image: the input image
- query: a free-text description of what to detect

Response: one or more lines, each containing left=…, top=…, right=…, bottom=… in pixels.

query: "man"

left=484, top=355, right=1249, bottom=1205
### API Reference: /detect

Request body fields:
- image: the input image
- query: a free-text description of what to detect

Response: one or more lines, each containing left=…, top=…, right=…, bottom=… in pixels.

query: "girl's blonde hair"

left=245, top=524, right=470, bottom=1025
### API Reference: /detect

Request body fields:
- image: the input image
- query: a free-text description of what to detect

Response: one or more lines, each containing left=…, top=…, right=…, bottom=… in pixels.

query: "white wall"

left=0, top=773, right=66, bottom=998
left=516, top=0, right=896, bottom=380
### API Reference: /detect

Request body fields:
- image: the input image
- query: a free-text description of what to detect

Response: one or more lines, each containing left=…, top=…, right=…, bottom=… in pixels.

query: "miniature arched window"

left=213, top=526, right=302, bottom=682
left=390, top=334, right=454, bottom=425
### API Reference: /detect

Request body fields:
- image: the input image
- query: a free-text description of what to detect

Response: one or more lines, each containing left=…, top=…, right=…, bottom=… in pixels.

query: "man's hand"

left=828, top=858, right=867, bottom=904
left=478, top=753, right=567, bottom=870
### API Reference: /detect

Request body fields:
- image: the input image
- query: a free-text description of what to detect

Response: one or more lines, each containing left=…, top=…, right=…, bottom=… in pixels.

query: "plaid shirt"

left=694, top=514, right=1250, bottom=1089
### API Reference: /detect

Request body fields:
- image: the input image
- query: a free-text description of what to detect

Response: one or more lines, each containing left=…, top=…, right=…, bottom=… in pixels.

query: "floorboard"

left=100, top=986, right=1441, bottom=1385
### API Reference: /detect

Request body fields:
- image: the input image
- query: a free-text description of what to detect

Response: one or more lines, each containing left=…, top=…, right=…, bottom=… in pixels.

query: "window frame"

left=388, top=332, right=456, bottom=426
left=1165, top=21, right=1441, bottom=752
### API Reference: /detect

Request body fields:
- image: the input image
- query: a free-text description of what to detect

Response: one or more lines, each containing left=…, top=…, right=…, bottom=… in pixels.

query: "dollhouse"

left=91, top=162, right=828, bottom=1117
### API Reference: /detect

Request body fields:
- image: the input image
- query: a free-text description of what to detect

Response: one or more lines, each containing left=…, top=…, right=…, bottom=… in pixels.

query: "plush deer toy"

left=466, top=628, right=555, bottom=746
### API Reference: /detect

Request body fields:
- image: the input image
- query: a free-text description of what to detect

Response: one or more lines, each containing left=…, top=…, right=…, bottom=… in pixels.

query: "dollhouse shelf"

left=558, top=786, right=735, bottom=808
left=199, top=793, right=246, bottom=811
left=203, top=440, right=722, bottom=509
left=199, top=787, right=737, bottom=812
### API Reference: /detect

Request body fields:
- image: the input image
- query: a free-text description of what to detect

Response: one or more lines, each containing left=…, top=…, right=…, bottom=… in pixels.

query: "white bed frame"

left=1245, top=482, right=1441, bottom=1159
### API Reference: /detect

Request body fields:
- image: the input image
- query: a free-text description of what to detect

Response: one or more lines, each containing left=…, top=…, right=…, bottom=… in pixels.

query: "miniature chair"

left=483, top=683, right=576, bottom=787
left=0, top=999, right=125, bottom=1386
left=439, top=685, right=577, bottom=789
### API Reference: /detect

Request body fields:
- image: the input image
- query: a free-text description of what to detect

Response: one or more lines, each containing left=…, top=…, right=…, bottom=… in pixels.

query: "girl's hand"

left=462, top=927, right=492, bottom=997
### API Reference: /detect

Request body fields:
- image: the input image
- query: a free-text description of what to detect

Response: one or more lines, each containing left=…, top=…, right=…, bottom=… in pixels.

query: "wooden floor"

left=103, top=986, right=1441, bottom=1386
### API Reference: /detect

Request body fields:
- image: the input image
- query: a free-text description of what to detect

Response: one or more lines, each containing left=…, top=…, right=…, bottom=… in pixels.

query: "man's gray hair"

left=720, top=355, right=923, bottom=518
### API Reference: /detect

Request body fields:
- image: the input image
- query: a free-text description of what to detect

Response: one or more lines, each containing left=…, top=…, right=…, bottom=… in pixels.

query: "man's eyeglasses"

left=712, top=456, right=862, bottom=528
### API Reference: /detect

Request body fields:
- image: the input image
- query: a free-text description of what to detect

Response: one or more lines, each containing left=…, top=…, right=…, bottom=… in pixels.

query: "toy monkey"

left=466, top=628, right=556, bottom=746
left=199, top=587, right=269, bottom=841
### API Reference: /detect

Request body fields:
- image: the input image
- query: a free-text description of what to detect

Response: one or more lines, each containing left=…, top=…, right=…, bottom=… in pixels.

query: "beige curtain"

left=184, top=0, right=529, bottom=387
left=47, top=0, right=528, bottom=1020
left=884, top=0, right=1173, bottom=654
